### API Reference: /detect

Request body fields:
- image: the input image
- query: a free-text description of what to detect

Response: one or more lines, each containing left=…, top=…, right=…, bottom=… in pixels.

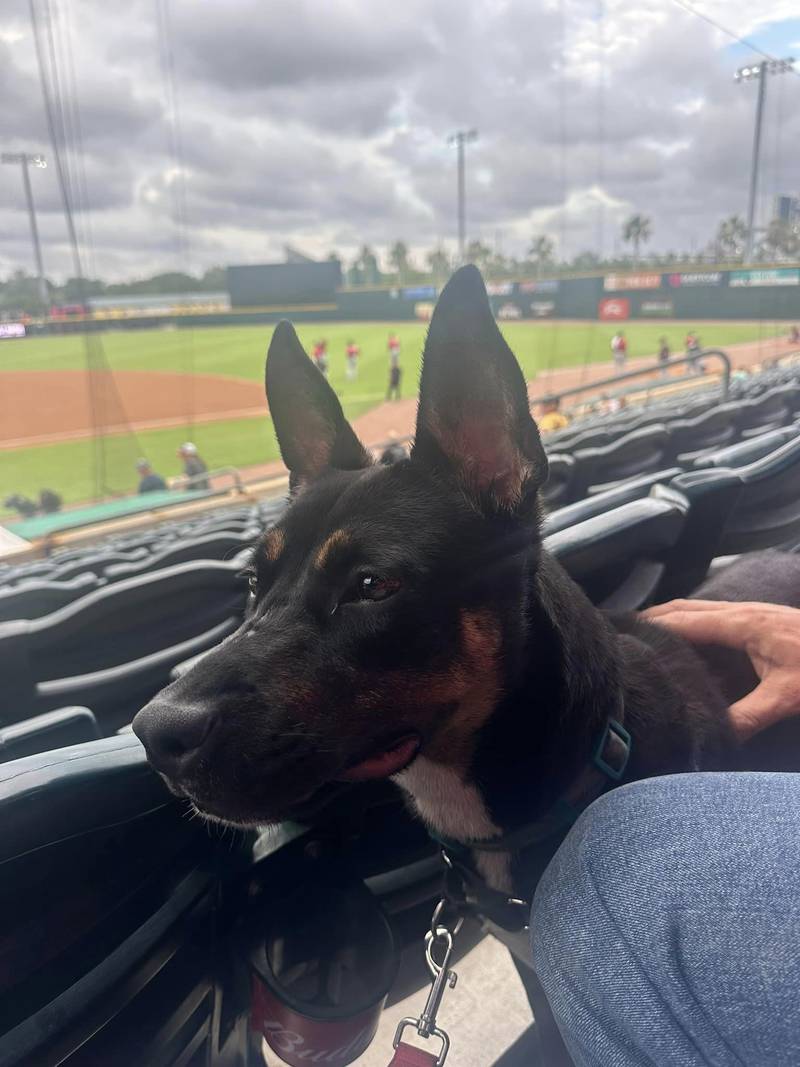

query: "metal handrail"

left=170, top=465, right=245, bottom=493
left=531, top=349, right=732, bottom=405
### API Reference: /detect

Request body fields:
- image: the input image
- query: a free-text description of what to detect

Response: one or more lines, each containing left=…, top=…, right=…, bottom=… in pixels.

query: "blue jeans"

left=531, top=773, right=800, bottom=1066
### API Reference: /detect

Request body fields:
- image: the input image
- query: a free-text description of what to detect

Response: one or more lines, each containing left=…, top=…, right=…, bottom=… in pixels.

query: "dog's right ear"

left=266, top=321, right=370, bottom=488
left=412, top=265, right=547, bottom=512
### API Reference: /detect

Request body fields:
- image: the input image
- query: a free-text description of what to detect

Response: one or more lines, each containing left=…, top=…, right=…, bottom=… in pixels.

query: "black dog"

left=133, top=266, right=800, bottom=898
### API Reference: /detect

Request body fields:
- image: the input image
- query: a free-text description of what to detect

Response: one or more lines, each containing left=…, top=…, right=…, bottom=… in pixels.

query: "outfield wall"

left=30, top=265, right=800, bottom=335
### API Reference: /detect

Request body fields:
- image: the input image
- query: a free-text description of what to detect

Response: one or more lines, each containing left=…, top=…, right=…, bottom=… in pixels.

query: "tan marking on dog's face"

left=314, top=529, right=349, bottom=570
left=263, top=528, right=285, bottom=562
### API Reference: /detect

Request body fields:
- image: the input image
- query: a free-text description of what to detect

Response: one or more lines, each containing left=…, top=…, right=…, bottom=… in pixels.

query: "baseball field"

left=0, top=319, right=783, bottom=507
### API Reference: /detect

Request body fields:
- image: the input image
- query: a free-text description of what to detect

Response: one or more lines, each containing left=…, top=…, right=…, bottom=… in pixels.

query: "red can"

left=250, top=881, right=397, bottom=1067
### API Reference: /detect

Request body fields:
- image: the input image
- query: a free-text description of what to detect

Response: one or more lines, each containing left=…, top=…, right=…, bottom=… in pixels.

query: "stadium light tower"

left=2, top=152, right=49, bottom=307
left=735, top=58, right=795, bottom=263
left=448, top=129, right=478, bottom=264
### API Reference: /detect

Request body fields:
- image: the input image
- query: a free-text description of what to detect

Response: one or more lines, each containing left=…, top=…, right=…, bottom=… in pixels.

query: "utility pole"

left=2, top=152, right=49, bottom=307
left=735, top=58, right=795, bottom=263
left=447, top=129, right=478, bottom=264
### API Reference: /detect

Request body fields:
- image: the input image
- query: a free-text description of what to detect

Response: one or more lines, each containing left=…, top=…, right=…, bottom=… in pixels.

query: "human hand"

left=644, top=599, right=800, bottom=741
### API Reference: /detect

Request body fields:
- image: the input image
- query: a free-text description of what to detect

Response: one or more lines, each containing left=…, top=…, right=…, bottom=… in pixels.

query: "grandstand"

left=3, top=345, right=800, bottom=1062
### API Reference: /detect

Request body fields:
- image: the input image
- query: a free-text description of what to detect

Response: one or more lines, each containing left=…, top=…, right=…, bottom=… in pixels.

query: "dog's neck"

left=394, top=553, right=619, bottom=890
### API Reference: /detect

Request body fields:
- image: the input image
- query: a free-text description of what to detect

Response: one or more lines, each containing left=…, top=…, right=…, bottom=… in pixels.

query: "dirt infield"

left=0, top=369, right=265, bottom=448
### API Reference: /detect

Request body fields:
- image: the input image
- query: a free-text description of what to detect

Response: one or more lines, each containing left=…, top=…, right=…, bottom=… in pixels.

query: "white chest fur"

left=394, top=756, right=512, bottom=892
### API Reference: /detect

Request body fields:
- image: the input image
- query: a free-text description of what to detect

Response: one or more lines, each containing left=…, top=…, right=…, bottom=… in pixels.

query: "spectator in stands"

left=611, top=330, right=627, bottom=372
left=538, top=395, right=569, bottom=433
left=657, top=336, right=670, bottom=376
left=38, top=489, right=62, bottom=514
left=178, top=442, right=210, bottom=491
left=345, top=340, right=360, bottom=381
left=136, top=459, right=167, bottom=494
left=4, top=494, right=38, bottom=518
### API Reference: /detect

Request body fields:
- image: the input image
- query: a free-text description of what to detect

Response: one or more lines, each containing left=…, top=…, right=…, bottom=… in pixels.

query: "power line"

left=667, top=0, right=800, bottom=77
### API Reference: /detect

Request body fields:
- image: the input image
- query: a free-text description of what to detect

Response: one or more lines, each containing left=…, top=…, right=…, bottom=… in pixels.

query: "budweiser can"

left=250, top=881, right=397, bottom=1067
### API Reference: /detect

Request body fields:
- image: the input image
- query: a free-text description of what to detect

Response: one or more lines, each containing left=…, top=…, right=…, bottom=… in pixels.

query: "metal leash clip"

left=393, top=898, right=462, bottom=1066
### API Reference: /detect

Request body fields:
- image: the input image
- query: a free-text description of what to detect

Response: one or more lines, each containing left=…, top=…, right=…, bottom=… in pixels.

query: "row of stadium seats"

left=3, top=368, right=800, bottom=1066
left=3, top=422, right=800, bottom=758
left=542, top=382, right=800, bottom=507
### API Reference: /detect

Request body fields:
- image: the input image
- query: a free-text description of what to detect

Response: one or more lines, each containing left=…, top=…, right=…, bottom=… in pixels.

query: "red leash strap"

left=388, top=1042, right=440, bottom=1067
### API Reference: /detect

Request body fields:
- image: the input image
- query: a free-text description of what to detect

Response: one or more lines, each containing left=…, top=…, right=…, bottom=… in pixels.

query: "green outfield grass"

left=0, top=318, right=782, bottom=508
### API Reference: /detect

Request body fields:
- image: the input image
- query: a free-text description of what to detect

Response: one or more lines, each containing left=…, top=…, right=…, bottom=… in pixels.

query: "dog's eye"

left=360, top=575, right=401, bottom=602
left=248, top=575, right=258, bottom=596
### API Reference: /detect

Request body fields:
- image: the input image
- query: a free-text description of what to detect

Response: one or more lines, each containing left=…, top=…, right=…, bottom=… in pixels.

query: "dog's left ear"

left=266, top=321, right=371, bottom=487
left=412, top=265, right=547, bottom=511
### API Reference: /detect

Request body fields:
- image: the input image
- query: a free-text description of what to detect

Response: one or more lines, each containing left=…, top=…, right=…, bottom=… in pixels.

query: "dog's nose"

left=132, top=699, right=216, bottom=780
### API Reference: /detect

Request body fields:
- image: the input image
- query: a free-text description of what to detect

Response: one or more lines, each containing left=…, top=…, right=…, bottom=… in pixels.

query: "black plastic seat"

left=0, top=573, right=101, bottom=622
left=0, top=561, right=247, bottom=730
left=104, top=530, right=257, bottom=582
left=663, top=404, right=738, bottom=464
left=541, top=453, right=576, bottom=509
left=543, top=468, right=682, bottom=536
left=570, top=425, right=670, bottom=502
left=0, top=735, right=252, bottom=1067
left=734, top=385, right=794, bottom=439
left=0, top=706, right=100, bottom=762
left=655, top=435, right=800, bottom=598
left=691, top=425, right=799, bottom=470
left=545, top=496, right=687, bottom=610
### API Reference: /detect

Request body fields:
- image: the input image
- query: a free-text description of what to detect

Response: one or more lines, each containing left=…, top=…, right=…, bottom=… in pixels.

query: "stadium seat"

left=690, top=425, right=800, bottom=469
left=542, top=468, right=682, bottom=536
left=662, top=404, right=738, bottom=464
left=569, top=425, right=670, bottom=502
left=541, top=453, right=576, bottom=508
left=0, top=573, right=101, bottom=622
left=0, top=561, right=248, bottom=731
left=104, top=530, right=257, bottom=582
left=47, top=547, right=150, bottom=582
left=0, top=705, right=100, bottom=762
left=656, top=435, right=800, bottom=597
left=734, top=385, right=794, bottom=439
left=0, top=735, right=253, bottom=1066
left=544, top=496, right=688, bottom=611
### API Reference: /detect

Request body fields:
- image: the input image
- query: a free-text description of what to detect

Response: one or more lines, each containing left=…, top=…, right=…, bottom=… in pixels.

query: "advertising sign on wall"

left=667, top=272, right=723, bottom=287
left=530, top=300, right=556, bottom=317
left=486, top=281, right=514, bottom=296
left=599, top=297, right=630, bottom=321
left=640, top=300, right=674, bottom=316
left=729, top=269, right=800, bottom=288
left=603, top=273, right=661, bottom=291
left=519, top=279, right=559, bottom=294
left=401, top=285, right=437, bottom=300
left=0, top=323, right=26, bottom=339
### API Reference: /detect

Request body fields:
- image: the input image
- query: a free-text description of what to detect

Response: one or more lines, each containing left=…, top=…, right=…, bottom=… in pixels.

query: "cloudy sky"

left=1, top=0, right=799, bottom=281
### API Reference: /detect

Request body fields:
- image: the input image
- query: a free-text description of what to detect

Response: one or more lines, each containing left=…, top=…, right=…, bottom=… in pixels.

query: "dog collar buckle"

left=593, top=717, right=632, bottom=782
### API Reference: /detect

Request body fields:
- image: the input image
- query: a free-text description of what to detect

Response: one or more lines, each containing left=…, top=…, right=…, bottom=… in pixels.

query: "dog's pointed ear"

left=266, top=321, right=371, bottom=487
left=411, top=265, right=547, bottom=511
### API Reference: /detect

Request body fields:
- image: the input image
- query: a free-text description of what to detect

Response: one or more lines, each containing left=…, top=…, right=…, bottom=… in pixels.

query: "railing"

left=170, top=466, right=245, bottom=494
left=530, top=349, right=732, bottom=407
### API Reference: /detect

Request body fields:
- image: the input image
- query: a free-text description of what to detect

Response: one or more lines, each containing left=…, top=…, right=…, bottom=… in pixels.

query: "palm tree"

left=464, top=239, right=493, bottom=272
left=388, top=241, right=411, bottom=283
left=528, top=235, right=556, bottom=278
left=621, top=215, right=652, bottom=265
left=426, top=247, right=451, bottom=280
left=714, top=215, right=747, bottom=262
left=760, top=218, right=800, bottom=262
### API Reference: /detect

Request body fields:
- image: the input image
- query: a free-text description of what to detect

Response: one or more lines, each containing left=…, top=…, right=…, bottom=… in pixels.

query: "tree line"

left=2, top=213, right=798, bottom=313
